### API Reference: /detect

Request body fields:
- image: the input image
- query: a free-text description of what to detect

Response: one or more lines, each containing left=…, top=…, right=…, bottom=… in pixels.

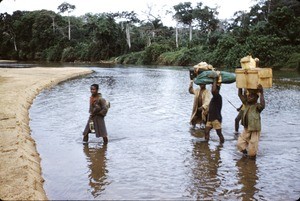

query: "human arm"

left=92, top=98, right=108, bottom=117
left=257, top=84, right=265, bottom=111
left=237, top=104, right=243, bottom=112
left=238, top=88, right=247, bottom=104
left=201, top=89, right=211, bottom=111
left=189, top=80, right=195, bottom=94
left=211, top=78, right=218, bottom=95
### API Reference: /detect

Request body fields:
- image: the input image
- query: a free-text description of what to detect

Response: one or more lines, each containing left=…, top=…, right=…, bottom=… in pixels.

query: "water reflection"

left=29, top=66, right=300, bottom=200
left=236, top=157, right=258, bottom=200
left=188, top=140, right=222, bottom=199
left=83, top=143, right=109, bottom=198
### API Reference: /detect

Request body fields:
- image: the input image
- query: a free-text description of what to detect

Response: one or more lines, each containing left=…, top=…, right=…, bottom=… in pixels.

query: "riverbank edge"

left=0, top=67, right=93, bottom=200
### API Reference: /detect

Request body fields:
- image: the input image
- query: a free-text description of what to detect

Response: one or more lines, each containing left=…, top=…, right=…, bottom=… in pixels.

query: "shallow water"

left=29, top=66, right=300, bottom=200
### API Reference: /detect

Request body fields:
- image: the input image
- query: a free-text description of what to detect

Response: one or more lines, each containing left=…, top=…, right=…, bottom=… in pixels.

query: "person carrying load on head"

left=189, top=79, right=211, bottom=129
left=204, top=78, right=224, bottom=144
left=237, top=84, right=265, bottom=158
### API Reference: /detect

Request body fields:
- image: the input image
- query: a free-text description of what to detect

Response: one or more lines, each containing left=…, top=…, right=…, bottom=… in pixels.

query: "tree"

left=192, top=2, right=219, bottom=44
left=173, top=2, right=194, bottom=43
left=141, top=4, right=165, bottom=46
left=116, top=11, right=140, bottom=49
left=57, top=2, right=75, bottom=40
left=0, top=12, right=18, bottom=51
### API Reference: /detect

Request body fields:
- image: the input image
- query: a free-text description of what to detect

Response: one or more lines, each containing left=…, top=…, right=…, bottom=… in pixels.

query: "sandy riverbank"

left=0, top=67, right=93, bottom=200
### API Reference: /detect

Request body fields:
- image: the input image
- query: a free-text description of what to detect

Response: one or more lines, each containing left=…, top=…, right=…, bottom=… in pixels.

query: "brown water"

left=29, top=66, right=300, bottom=200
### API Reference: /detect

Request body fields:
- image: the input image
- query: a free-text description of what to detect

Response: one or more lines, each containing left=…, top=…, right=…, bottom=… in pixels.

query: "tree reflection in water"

left=83, top=143, right=109, bottom=198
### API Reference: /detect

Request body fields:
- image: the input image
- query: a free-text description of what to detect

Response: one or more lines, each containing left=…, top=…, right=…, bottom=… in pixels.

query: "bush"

left=286, top=53, right=300, bottom=70
left=61, top=47, right=76, bottom=62
left=142, top=43, right=172, bottom=65
left=43, top=45, right=63, bottom=62
left=74, top=42, right=89, bottom=61
left=122, top=52, right=144, bottom=64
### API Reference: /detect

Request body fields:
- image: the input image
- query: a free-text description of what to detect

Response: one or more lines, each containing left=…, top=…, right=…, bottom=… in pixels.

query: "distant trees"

left=0, top=0, right=299, bottom=69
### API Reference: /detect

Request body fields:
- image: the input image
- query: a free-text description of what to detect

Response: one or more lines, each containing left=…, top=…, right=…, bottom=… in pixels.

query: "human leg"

left=204, top=122, right=212, bottom=141
left=235, top=111, right=242, bottom=133
left=216, top=129, right=224, bottom=143
left=237, top=128, right=251, bottom=153
left=83, top=119, right=91, bottom=142
left=248, top=131, right=260, bottom=157
left=103, top=136, right=108, bottom=144
left=83, top=133, right=89, bottom=142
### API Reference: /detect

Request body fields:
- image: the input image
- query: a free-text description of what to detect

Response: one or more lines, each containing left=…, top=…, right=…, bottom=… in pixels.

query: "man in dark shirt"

left=204, top=78, right=224, bottom=143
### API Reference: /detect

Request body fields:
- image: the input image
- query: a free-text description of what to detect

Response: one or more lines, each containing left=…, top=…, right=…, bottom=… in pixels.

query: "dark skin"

left=238, top=84, right=265, bottom=159
left=204, top=78, right=224, bottom=143
left=89, top=86, right=108, bottom=144
left=91, top=86, right=98, bottom=96
left=239, top=84, right=265, bottom=107
left=89, top=86, right=99, bottom=118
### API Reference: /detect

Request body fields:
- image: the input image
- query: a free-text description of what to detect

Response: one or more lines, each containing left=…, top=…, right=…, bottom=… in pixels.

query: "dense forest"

left=0, top=0, right=299, bottom=69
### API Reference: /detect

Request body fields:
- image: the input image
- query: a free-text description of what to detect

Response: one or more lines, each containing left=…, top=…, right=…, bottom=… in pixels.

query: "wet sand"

left=0, top=67, right=92, bottom=200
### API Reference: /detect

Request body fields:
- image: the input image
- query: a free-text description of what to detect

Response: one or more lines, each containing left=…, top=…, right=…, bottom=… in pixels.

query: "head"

left=90, top=84, right=99, bottom=96
left=200, top=84, right=206, bottom=90
left=246, top=90, right=259, bottom=104
left=212, top=84, right=220, bottom=95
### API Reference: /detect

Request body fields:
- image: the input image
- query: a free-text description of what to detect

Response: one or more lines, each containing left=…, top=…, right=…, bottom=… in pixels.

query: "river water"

left=29, top=65, right=300, bottom=200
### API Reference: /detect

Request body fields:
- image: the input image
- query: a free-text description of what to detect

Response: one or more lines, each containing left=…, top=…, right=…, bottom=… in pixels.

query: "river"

left=29, top=65, right=300, bottom=200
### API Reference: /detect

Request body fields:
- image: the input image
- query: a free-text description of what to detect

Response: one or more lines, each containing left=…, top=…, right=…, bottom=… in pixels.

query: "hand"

left=197, top=107, right=203, bottom=113
left=257, top=84, right=263, bottom=93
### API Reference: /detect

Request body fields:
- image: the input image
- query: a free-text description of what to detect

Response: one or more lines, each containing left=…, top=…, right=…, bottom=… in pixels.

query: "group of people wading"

left=189, top=77, right=265, bottom=159
left=82, top=77, right=265, bottom=159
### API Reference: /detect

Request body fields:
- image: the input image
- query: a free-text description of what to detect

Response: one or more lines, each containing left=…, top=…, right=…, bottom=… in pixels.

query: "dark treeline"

left=0, top=0, right=299, bottom=69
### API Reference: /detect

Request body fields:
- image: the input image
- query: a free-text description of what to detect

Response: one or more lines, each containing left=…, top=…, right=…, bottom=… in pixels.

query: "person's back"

left=204, top=78, right=224, bottom=143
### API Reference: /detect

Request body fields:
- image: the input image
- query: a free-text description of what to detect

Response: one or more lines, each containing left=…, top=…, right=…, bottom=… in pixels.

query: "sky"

left=0, top=0, right=256, bottom=25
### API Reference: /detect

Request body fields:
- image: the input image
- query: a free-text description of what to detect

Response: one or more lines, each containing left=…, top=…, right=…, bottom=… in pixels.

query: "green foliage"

left=61, top=46, right=76, bottom=62
left=117, top=51, right=144, bottom=65
left=0, top=0, right=299, bottom=70
left=157, top=49, right=185, bottom=66
left=43, top=45, right=63, bottom=61
left=286, top=53, right=300, bottom=70
left=142, top=43, right=172, bottom=65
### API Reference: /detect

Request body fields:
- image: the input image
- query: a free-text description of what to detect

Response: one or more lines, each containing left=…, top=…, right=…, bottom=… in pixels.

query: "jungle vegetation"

left=0, top=0, right=299, bottom=69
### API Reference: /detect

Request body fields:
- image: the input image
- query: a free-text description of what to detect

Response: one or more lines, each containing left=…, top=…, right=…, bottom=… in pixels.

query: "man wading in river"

left=189, top=80, right=211, bottom=129
left=204, top=78, right=224, bottom=143
left=237, top=85, right=265, bottom=158
left=83, top=84, right=109, bottom=144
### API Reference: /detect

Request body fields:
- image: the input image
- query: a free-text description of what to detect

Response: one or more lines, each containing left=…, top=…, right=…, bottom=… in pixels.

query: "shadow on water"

left=28, top=65, right=300, bottom=200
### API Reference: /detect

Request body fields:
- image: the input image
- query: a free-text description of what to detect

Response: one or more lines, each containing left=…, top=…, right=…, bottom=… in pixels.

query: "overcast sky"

left=0, top=0, right=256, bottom=25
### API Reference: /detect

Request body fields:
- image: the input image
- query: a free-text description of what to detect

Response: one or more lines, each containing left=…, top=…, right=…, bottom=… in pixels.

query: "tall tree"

left=193, top=2, right=219, bottom=40
left=57, top=2, right=75, bottom=40
left=142, top=4, right=164, bottom=46
left=117, top=11, right=140, bottom=49
left=173, top=2, right=194, bottom=43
